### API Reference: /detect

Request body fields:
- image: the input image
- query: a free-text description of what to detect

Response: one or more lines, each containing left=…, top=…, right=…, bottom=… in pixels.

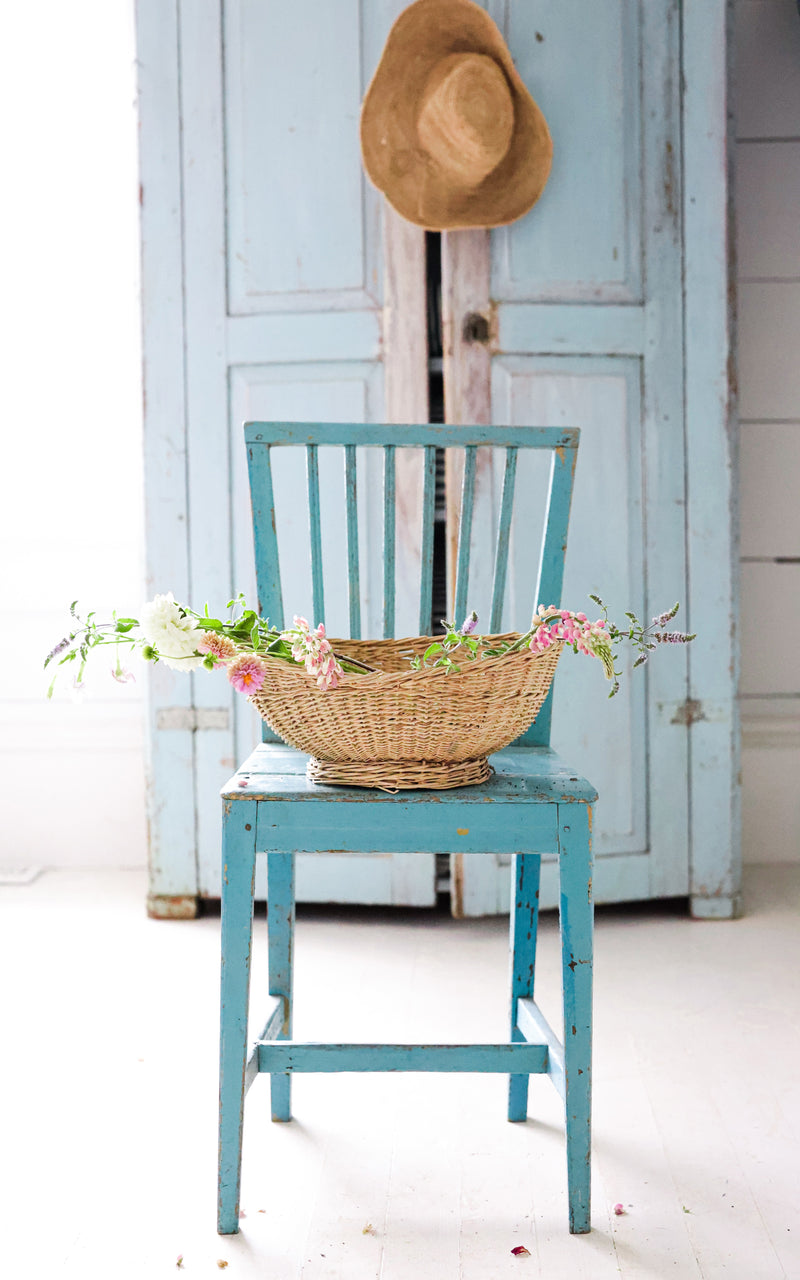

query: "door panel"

left=224, top=0, right=380, bottom=312
left=494, top=360, right=647, bottom=861
left=452, top=0, right=688, bottom=913
left=493, top=0, right=642, bottom=302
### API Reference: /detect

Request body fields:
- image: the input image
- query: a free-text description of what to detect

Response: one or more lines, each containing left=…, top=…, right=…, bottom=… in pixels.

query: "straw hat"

left=360, top=0, right=552, bottom=231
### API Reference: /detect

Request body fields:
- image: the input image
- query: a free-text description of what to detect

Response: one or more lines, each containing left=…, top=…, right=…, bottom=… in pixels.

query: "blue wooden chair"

left=218, top=422, right=596, bottom=1235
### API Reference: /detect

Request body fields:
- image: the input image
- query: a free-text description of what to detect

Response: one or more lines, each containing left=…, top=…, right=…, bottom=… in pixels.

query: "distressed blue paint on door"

left=137, top=0, right=737, bottom=916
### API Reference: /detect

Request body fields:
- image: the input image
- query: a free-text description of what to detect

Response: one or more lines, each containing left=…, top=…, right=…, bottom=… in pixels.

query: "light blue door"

left=137, top=0, right=735, bottom=917
left=449, top=0, right=690, bottom=913
left=139, top=0, right=436, bottom=909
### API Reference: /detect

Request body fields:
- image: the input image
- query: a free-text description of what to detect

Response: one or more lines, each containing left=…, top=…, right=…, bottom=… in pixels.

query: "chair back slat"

left=418, top=446, right=437, bottom=634
left=344, top=445, right=361, bottom=639
left=247, top=443, right=284, bottom=628
left=489, top=447, right=518, bottom=633
left=453, top=446, right=477, bottom=627
left=306, top=445, right=325, bottom=626
left=535, top=447, right=578, bottom=611
left=383, top=445, right=396, bottom=639
left=244, top=424, right=580, bottom=749
left=516, top=446, right=579, bottom=748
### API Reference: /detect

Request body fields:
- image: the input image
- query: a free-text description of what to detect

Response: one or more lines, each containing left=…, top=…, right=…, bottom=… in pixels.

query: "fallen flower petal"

left=613, top=1203, right=626, bottom=1216
left=362, top=1223, right=377, bottom=1236
left=511, top=1245, right=531, bottom=1256
left=217, top=1262, right=229, bottom=1270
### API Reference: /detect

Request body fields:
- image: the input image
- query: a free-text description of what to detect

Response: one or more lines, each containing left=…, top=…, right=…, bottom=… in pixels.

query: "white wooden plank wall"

left=0, top=1, right=148, bottom=873
left=735, top=0, right=800, bottom=864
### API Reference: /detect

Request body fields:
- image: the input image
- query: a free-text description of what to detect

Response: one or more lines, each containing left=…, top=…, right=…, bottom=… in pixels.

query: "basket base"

left=306, top=756, right=492, bottom=792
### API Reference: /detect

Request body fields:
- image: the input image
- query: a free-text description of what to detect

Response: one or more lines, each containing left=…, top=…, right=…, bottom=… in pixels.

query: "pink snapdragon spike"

left=288, top=615, right=344, bottom=690
left=530, top=608, right=616, bottom=679
left=228, top=654, right=268, bottom=694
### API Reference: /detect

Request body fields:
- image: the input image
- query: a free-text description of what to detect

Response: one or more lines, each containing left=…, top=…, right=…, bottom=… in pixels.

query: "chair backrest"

left=245, top=422, right=579, bottom=748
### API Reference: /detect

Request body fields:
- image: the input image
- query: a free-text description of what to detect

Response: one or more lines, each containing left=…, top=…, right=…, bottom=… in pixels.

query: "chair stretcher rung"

left=516, top=998, right=565, bottom=1099
left=256, top=1041, right=548, bottom=1074
left=245, top=996, right=285, bottom=1091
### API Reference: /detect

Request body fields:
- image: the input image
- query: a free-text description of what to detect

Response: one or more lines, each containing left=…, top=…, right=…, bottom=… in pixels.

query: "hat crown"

left=416, top=53, right=515, bottom=187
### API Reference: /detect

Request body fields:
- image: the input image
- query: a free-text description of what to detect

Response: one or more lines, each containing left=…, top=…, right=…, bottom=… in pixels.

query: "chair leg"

left=508, top=852, right=541, bottom=1121
left=218, top=802, right=257, bottom=1235
left=558, top=804, right=593, bottom=1234
left=267, top=851, right=296, bottom=1122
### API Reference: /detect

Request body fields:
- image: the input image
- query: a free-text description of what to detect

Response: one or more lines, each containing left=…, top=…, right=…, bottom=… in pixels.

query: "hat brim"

left=360, top=0, right=553, bottom=231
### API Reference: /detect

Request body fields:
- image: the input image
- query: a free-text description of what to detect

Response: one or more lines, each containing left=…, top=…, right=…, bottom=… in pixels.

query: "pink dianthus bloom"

left=228, top=654, right=268, bottom=694
left=197, top=633, right=238, bottom=666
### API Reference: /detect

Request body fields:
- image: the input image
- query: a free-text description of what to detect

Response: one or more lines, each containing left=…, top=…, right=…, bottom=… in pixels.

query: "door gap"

left=426, top=231, right=448, bottom=632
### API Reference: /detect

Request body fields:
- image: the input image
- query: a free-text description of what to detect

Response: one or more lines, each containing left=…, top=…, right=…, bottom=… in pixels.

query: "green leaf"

left=423, top=642, right=444, bottom=661
left=115, top=618, right=137, bottom=633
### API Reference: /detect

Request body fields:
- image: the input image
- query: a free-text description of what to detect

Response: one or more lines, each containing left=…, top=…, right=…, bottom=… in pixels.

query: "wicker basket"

left=249, top=633, right=562, bottom=791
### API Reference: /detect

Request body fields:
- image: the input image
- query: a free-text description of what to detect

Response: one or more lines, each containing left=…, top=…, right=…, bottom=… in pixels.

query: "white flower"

left=140, top=592, right=204, bottom=671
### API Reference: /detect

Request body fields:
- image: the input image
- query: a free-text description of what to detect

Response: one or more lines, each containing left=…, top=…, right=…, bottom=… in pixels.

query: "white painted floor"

left=1, top=865, right=798, bottom=1279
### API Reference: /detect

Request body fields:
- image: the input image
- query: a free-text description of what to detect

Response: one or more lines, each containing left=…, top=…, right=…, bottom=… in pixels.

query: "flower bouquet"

left=46, top=594, right=693, bottom=791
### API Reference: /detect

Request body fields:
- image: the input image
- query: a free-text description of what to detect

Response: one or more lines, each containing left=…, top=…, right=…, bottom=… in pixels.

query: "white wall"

left=735, top=0, right=800, bottom=863
left=0, top=2, right=147, bottom=869
left=0, top=1, right=797, bottom=872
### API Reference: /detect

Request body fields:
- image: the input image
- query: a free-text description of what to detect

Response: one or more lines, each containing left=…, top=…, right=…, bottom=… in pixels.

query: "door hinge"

left=671, top=698, right=706, bottom=727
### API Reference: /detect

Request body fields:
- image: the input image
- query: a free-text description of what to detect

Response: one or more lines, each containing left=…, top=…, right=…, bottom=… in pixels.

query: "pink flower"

left=228, top=654, right=268, bottom=694
left=111, top=666, right=136, bottom=684
left=198, top=633, right=238, bottom=666
left=287, top=617, right=344, bottom=691
left=613, top=1203, right=626, bottom=1216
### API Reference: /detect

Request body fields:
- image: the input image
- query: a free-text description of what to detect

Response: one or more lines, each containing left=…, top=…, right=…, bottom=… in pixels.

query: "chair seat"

left=221, top=744, right=596, bottom=857
left=222, top=742, right=598, bottom=805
